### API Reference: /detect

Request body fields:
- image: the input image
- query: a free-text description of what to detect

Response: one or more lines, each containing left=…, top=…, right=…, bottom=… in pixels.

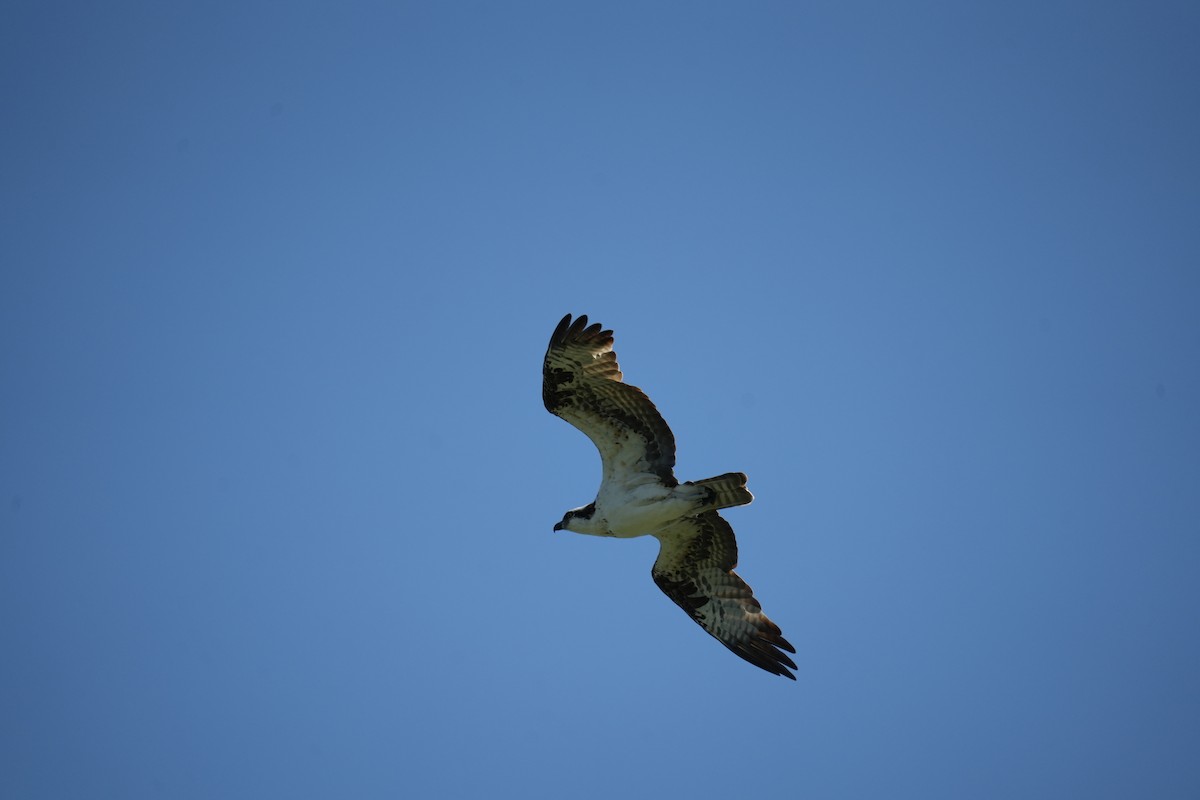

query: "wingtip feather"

left=550, top=313, right=574, bottom=347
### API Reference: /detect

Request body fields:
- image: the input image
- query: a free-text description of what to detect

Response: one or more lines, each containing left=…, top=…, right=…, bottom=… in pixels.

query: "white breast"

left=597, top=475, right=697, bottom=537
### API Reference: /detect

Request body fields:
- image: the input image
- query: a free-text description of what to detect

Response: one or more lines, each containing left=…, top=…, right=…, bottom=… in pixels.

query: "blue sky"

left=2, top=2, right=1198, bottom=798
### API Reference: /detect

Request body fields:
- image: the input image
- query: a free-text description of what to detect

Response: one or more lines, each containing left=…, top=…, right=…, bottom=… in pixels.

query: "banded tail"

left=687, top=472, right=754, bottom=511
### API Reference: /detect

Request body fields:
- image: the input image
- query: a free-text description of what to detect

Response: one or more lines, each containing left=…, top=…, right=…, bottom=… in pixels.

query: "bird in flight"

left=543, top=314, right=796, bottom=679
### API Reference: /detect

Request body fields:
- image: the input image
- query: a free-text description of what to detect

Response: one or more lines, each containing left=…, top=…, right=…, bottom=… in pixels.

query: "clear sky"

left=3, top=2, right=1198, bottom=798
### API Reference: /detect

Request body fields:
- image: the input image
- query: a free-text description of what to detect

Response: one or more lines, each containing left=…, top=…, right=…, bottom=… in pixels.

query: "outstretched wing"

left=652, top=512, right=796, bottom=679
left=542, top=313, right=676, bottom=484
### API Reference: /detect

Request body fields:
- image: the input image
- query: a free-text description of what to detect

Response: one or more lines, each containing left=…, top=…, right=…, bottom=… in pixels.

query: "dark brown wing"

left=542, top=313, right=676, bottom=484
left=652, top=512, right=796, bottom=679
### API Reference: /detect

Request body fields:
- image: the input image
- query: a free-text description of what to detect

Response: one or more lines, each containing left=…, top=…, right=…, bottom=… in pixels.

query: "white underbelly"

left=596, top=478, right=699, bottom=537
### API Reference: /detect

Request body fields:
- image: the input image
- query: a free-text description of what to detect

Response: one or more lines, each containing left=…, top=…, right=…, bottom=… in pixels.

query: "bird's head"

left=553, top=502, right=598, bottom=533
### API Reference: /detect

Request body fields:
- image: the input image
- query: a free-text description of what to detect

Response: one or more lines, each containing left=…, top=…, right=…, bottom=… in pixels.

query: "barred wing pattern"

left=542, top=314, right=677, bottom=485
left=653, top=512, right=797, bottom=679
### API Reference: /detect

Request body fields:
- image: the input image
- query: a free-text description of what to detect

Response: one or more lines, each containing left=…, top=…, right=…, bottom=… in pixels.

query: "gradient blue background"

left=3, top=3, right=1199, bottom=798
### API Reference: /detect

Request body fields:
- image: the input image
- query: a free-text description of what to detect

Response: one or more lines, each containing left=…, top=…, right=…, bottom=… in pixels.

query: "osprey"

left=543, top=313, right=796, bottom=679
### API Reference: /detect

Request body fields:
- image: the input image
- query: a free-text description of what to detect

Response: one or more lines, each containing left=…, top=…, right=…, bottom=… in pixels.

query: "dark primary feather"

left=542, top=313, right=677, bottom=484
left=652, top=512, right=797, bottom=679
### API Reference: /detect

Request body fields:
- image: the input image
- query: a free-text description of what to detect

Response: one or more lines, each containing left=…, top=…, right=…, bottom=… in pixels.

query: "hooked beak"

left=553, top=521, right=563, bottom=532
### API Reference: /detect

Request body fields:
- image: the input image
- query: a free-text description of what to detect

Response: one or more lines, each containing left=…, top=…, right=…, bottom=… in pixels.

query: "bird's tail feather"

left=687, top=472, right=753, bottom=511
